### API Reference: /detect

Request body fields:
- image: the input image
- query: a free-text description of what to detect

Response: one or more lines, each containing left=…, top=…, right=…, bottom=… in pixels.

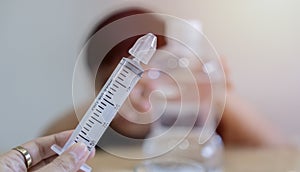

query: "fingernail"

left=69, top=142, right=88, bottom=161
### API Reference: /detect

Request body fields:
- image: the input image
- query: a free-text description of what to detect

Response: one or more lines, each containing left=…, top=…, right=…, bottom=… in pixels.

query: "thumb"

left=39, top=142, right=90, bottom=172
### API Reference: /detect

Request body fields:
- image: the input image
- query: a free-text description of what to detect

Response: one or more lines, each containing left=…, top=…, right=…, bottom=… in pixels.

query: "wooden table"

left=87, top=146, right=300, bottom=172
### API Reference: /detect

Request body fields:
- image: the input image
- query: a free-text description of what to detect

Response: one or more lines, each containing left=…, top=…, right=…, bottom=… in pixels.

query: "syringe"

left=51, top=33, right=157, bottom=172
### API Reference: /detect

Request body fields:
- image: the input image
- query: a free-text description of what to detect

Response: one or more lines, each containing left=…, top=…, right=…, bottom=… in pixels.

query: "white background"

left=0, top=0, right=299, bottom=152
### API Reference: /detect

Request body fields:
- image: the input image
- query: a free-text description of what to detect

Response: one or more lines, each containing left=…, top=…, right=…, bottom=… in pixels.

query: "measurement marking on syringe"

left=98, top=105, right=104, bottom=110
left=125, top=66, right=133, bottom=72
left=112, top=83, right=119, bottom=89
left=93, top=112, right=99, bottom=117
left=120, top=72, right=127, bottom=77
left=95, top=108, right=101, bottom=114
left=123, top=69, right=129, bottom=74
left=81, top=130, right=87, bottom=135
left=88, top=119, right=94, bottom=124
left=101, top=102, right=106, bottom=107
left=111, top=87, right=117, bottom=92
left=115, top=80, right=126, bottom=88
left=79, top=134, right=89, bottom=142
left=91, top=116, right=102, bottom=124
left=117, top=76, right=124, bottom=81
left=83, top=126, right=90, bottom=131
left=108, top=91, right=113, bottom=95
left=105, top=94, right=111, bottom=99
left=86, top=123, right=92, bottom=128
left=103, top=98, right=114, bottom=106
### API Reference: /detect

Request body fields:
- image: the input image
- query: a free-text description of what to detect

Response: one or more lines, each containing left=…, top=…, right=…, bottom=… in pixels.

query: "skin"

left=0, top=130, right=95, bottom=172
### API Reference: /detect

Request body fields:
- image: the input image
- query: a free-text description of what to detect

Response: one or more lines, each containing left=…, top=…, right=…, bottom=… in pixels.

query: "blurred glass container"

left=135, top=91, right=224, bottom=172
left=136, top=129, right=223, bottom=172
left=134, top=19, right=226, bottom=171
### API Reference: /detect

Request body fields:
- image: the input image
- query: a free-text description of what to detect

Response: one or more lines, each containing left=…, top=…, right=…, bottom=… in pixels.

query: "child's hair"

left=85, top=7, right=167, bottom=91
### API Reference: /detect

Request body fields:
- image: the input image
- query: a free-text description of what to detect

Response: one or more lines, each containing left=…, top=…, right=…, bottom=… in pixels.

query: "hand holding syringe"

left=51, top=33, right=157, bottom=172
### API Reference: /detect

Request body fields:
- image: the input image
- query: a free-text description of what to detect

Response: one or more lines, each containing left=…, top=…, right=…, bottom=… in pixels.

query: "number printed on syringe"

left=51, top=33, right=157, bottom=172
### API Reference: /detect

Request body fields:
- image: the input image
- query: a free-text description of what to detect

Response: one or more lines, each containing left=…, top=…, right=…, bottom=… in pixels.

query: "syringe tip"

left=129, top=33, right=157, bottom=64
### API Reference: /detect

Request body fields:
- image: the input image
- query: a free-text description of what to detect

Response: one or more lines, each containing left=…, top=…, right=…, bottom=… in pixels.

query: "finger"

left=0, top=149, right=28, bottom=171
left=28, top=155, right=57, bottom=171
left=87, top=147, right=96, bottom=160
left=22, top=130, right=73, bottom=166
left=29, top=147, right=95, bottom=172
left=0, top=131, right=73, bottom=172
left=36, top=142, right=90, bottom=172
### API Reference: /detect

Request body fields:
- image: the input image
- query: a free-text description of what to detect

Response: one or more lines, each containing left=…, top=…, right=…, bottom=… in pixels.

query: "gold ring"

left=12, top=146, right=32, bottom=168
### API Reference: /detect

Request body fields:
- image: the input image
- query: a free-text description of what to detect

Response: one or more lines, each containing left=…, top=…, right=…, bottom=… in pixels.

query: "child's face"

left=121, top=55, right=213, bottom=127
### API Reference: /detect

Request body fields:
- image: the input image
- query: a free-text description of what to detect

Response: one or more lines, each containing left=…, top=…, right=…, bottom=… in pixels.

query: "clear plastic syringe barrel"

left=65, top=58, right=143, bottom=151
left=51, top=58, right=143, bottom=172
left=51, top=33, right=157, bottom=172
